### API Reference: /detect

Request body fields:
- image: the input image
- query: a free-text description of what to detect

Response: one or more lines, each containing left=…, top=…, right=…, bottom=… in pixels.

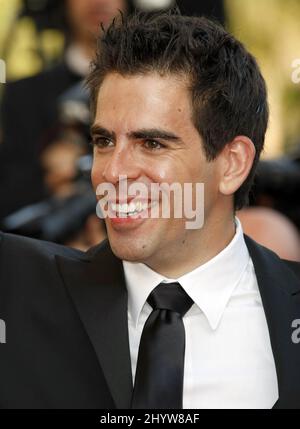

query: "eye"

left=91, top=136, right=114, bottom=149
left=143, top=140, right=166, bottom=150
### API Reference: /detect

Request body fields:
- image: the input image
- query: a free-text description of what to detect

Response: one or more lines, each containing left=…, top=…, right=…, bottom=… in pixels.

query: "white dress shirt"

left=123, top=219, right=279, bottom=409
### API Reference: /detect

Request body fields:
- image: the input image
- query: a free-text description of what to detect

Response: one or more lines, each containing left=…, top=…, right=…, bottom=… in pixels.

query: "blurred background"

left=0, top=0, right=299, bottom=260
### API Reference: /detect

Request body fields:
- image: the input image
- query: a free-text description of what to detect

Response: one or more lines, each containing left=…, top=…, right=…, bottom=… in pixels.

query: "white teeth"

left=110, top=201, right=154, bottom=216
left=128, top=202, right=136, bottom=212
left=121, top=203, right=128, bottom=212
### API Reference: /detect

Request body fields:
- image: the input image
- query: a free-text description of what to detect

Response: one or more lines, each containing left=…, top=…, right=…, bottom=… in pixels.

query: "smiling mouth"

left=109, top=200, right=159, bottom=218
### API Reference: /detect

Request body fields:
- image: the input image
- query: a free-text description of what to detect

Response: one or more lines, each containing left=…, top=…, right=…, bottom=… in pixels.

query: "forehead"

left=95, top=72, right=194, bottom=131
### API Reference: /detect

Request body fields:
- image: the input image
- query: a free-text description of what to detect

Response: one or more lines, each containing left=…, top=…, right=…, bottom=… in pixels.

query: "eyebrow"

left=90, top=125, right=181, bottom=142
left=90, top=125, right=116, bottom=140
left=129, top=128, right=180, bottom=142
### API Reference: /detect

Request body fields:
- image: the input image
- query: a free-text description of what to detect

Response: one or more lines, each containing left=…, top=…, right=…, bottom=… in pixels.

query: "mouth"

left=102, top=199, right=159, bottom=229
left=110, top=200, right=158, bottom=218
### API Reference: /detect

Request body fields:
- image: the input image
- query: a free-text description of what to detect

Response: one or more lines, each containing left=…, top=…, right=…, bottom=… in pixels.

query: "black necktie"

left=131, top=282, right=194, bottom=409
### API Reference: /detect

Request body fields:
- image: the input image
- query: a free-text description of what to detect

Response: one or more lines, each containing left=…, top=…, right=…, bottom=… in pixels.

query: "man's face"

left=66, top=0, right=126, bottom=38
left=91, top=73, right=222, bottom=268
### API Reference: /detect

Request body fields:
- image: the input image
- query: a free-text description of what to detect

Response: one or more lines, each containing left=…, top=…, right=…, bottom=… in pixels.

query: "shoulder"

left=0, top=231, right=85, bottom=268
left=244, top=234, right=300, bottom=286
left=0, top=231, right=88, bottom=303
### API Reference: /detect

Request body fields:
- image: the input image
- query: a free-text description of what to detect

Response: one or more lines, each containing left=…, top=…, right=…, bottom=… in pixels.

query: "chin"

left=108, top=237, right=153, bottom=263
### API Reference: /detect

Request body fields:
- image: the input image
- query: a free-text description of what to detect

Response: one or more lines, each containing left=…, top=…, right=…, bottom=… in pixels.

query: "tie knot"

left=147, top=282, right=193, bottom=317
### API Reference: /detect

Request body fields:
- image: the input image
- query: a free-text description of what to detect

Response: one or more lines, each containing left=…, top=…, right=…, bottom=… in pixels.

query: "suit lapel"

left=245, top=235, right=300, bottom=409
left=55, top=240, right=133, bottom=409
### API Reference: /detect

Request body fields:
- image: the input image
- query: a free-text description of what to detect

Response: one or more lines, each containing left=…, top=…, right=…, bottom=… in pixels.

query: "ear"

left=218, top=136, right=256, bottom=197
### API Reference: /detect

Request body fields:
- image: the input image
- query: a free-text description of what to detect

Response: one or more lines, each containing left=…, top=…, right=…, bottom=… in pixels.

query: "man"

left=0, top=11, right=300, bottom=409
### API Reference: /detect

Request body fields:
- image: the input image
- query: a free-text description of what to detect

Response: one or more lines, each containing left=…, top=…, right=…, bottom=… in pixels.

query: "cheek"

left=155, top=168, right=168, bottom=182
left=145, top=165, right=173, bottom=183
left=142, top=157, right=184, bottom=183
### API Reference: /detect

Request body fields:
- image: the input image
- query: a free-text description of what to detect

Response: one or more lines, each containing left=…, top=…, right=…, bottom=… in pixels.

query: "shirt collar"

left=123, top=259, right=166, bottom=328
left=123, top=218, right=250, bottom=330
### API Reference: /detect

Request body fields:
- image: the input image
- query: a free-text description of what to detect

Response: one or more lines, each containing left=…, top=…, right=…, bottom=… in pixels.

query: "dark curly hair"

left=87, top=10, right=269, bottom=210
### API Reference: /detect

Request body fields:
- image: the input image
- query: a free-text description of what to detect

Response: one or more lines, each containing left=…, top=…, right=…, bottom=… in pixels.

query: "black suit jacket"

left=0, top=231, right=300, bottom=409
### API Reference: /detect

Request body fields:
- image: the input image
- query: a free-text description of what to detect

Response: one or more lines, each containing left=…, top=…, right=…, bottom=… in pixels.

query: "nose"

left=101, top=143, right=142, bottom=185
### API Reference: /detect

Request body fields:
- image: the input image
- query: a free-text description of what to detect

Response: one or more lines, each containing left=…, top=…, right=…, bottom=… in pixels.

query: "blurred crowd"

left=0, top=0, right=299, bottom=260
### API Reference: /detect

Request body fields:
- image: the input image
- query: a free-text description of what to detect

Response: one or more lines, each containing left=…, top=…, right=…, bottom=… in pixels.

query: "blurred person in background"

left=238, top=207, right=300, bottom=262
left=238, top=151, right=300, bottom=261
left=0, top=0, right=130, bottom=222
left=40, top=136, right=106, bottom=250
left=41, top=136, right=86, bottom=199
